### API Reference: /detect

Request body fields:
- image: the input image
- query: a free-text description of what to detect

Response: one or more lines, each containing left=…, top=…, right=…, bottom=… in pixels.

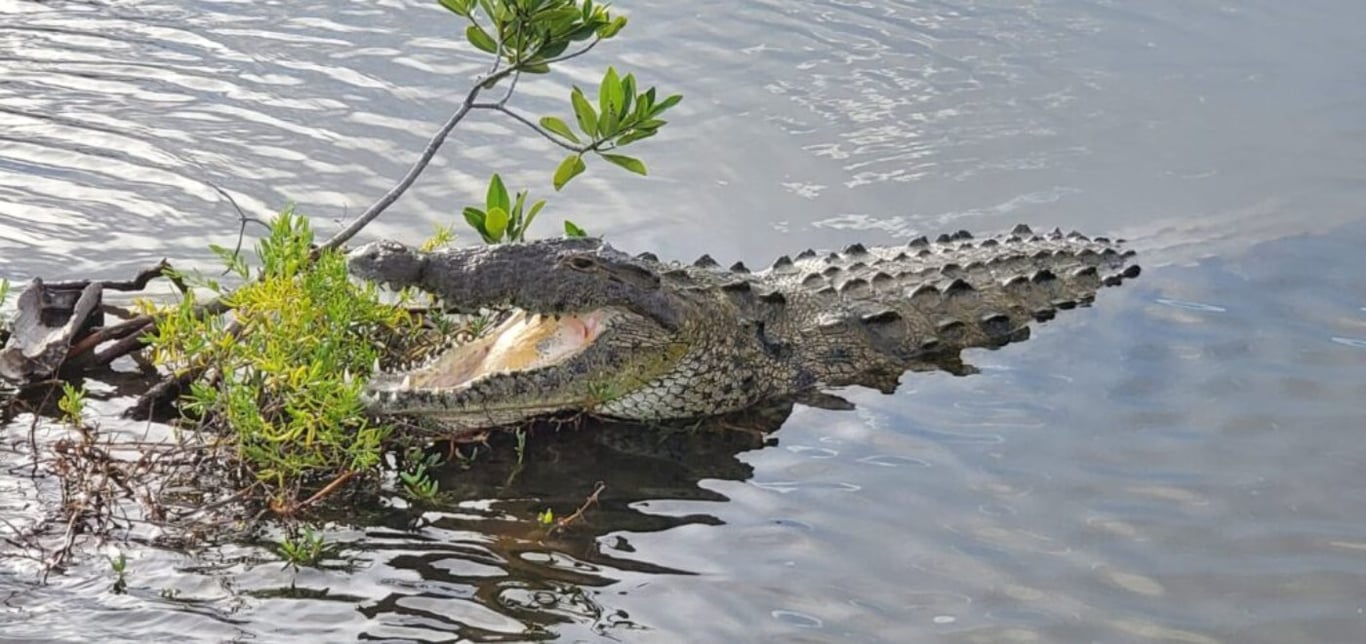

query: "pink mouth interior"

left=405, top=310, right=608, bottom=390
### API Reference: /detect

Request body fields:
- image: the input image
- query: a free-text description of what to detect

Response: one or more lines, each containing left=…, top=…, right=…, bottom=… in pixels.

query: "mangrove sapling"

left=276, top=524, right=335, bottom=570
left=107, top=551, right=128, bottom=594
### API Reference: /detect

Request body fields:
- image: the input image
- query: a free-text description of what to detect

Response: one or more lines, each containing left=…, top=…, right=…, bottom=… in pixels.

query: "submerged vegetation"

left=0, top=0, right=680, bottom=574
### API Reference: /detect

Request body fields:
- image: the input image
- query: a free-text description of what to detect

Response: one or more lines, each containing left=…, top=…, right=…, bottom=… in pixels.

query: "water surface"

left=2, top=0, right=1364, bottom=641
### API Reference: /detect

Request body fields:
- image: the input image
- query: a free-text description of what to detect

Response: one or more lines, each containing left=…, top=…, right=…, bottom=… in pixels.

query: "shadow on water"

left=348, top=418, right=778, bottom=641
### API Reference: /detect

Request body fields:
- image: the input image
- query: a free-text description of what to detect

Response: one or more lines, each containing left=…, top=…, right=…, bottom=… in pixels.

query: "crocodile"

left=347, top=225, right=1139, bottom=430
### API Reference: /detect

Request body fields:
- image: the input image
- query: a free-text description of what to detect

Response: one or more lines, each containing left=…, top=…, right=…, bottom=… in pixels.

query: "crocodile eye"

left=566, top=256, right=597, bottom=271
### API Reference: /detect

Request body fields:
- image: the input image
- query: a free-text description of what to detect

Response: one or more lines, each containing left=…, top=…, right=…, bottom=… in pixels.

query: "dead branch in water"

left=547, top=481, right=607, bottom=537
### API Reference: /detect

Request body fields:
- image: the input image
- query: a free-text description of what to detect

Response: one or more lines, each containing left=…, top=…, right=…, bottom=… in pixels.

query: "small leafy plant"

left=108, top=551, right=128, bottom=594
left=277, top=524, right=332, bottom=569
left=57, top=383, right=87, bottom=428
left=399, top=449, right=443, bottom=501
left=462, top=174, right=548, bottom=243
left=438, top=0, right=680, bottom=241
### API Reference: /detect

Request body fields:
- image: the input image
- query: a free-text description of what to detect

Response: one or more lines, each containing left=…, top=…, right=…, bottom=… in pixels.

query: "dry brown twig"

left=548, top=481, right=606, bottom=537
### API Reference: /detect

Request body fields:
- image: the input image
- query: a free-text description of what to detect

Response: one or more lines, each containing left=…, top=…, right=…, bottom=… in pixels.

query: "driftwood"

left=0, top=279, right=104, bottom=383
left=0, top=262, right=179, bottom=386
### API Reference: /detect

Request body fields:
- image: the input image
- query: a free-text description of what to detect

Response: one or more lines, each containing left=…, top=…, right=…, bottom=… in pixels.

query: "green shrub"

left=145, top=209, right=416, bottom=505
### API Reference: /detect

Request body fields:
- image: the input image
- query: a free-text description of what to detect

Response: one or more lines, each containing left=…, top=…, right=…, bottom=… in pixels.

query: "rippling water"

left=3, top=0, right=1365, bottom=641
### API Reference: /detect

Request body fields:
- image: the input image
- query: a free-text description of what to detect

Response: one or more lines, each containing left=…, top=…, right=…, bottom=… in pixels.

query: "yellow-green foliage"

left=57, top=383, right=87, bottom=427
left=0, top=278, right=10, bottom=326
left=145, top=209, right=416, bottom=500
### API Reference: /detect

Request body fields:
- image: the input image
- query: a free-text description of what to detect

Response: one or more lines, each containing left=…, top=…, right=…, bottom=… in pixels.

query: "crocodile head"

left=348, top=238, right=688, bottom=429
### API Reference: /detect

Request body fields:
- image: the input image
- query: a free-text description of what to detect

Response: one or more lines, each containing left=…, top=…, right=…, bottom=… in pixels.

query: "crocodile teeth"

left=401, top=374, right=412, bottom=389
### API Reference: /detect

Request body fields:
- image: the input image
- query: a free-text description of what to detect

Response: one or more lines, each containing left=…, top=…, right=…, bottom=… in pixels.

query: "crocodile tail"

left=854, top=227, right=1140, bottom=365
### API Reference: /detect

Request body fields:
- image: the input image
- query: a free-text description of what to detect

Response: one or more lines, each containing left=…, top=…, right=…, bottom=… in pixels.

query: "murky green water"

left=3, top=0, right=1365, bottom=641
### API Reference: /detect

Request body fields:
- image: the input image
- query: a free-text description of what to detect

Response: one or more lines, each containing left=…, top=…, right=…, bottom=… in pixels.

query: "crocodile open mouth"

left=369, top=308, right=618, bottom=394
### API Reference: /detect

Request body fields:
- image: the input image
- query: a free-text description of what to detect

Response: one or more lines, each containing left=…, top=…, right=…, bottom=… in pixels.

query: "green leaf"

left=523, top=199, right=547, bottom=233
left=599, top=106, right=618, bottom=138
left=615, top=129, right=656, bottom=146
left=439, top=0, right=473, bottom=17
left=477, top=0, right=496, bottom=23
left=484, top=206, right=510, bottom=241
left=570, top=87, right=598, bottom=138
left=568, top=23, right=599, bottom=41
left=600, top=66, right=622, bottom=120
left=462, top=206, right=486, bottom=231
left=552, top=154, right=586, bottom=191
left=600, top=153, right=647, bottom=176
left=509, top=189, right=528, bottom=238
left=620, top=73, right=636, bottom=119
left=466, top=24, right=498, bottom=54
left=652, top=94, right=683, bottom=116
left=486, top=173, right=510, bottom=213
left=599, top=15, right=627, bottom=39
left=564, top=220, right=587, bottom=238
left=537, top=37, right=570, bottom=59
left=539, top=116, right=581, bottom=143
left=520, top=61, right=551, bottom=74
left=463, top=207, right=495, bottom=243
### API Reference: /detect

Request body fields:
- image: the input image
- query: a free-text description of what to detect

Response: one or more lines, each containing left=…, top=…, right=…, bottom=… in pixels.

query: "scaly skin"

left=348, top=225, right=1139, bottom=429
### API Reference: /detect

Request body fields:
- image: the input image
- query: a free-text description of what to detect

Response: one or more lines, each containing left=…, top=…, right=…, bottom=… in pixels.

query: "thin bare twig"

left=290, top=470, right=360, bottom=514
left=540, top=38, right=602, bottom=66
left=42, top=260, right=173, bottom=293
left=40, top=512, right=80, bottom=582
left=203, top=183, right=270, bottom=276
left=470, top=103, right=586, bottom=153
left=548, top=481, right=605, bottom=536
left=318, top=37, right=601, bottom=251
left=495, top=69, right=521, bottom=106
left=318, top=89, right=481, bottom=250
left=169, top=482, right=260, bottom=522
